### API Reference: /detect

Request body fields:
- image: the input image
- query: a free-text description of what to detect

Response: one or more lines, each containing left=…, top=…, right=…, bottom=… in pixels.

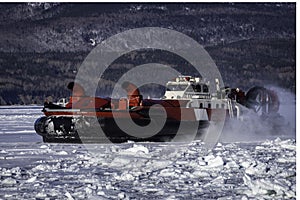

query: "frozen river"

left=0, top=106, right=296, bottom=199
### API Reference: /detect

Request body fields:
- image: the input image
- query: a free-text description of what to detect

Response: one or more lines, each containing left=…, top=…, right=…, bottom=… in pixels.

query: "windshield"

left=166, top=84, right=188, bottom=91
left=191, top=84, right=209, bottom=93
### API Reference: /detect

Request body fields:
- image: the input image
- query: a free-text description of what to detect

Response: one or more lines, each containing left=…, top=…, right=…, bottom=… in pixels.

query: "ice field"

left=0, top=106, right=296, bottom=199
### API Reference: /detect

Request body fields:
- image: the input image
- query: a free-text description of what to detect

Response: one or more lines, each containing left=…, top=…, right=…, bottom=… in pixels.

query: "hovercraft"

left=34, top=76, right=279, bottom=143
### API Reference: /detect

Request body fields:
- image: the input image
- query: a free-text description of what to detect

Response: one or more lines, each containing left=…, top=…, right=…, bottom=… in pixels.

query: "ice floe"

left=0, top=107, right=296, bottom=199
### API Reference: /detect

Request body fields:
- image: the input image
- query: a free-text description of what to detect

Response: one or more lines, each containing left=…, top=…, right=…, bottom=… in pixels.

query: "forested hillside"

left=0, top=3, right=295, bottom=105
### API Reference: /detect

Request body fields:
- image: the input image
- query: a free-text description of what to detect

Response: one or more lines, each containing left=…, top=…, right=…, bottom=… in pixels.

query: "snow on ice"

left=0, top=106, right=296, bottom=199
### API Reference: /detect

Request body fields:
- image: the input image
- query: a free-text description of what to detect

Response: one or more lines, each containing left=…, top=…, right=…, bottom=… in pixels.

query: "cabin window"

left=200, top=103, right=203, bottom=108
left=203, top=85, right=209, bottom=93
left=192, top=84, right=202, bottom=92
left=221, top=104, right=225, bottom=108
left=216, top=104, right=219, bottom=109
left=186, top=86, right=194, bottom=92
left=167, top=84, right=188, bottom=91
left=208, top=103, right=211, bottom=108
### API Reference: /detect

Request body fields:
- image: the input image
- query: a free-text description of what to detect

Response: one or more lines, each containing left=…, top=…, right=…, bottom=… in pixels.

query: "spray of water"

left=220, top=86, right=295, bottom=143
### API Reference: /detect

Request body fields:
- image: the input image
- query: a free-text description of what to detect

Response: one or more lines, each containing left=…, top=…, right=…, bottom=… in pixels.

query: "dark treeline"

left=0, top=3, right=295, bottom=105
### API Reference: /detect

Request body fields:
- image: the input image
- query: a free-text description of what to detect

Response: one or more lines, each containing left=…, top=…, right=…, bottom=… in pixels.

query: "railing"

left=228, top=99, right=234, bottom=118
left=185, top=92, right=211, bottom=99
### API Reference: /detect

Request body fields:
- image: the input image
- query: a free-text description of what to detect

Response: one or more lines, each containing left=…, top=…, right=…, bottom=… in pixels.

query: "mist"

left=219, top=86, right=295, bottom=143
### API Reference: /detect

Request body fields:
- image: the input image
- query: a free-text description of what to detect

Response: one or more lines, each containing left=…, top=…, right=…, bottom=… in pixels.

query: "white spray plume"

left=220, top=86, right=295, bottom=143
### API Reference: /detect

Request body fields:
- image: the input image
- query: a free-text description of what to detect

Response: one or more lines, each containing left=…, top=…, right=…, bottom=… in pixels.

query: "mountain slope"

left=0, top=3, right=295, bottom=105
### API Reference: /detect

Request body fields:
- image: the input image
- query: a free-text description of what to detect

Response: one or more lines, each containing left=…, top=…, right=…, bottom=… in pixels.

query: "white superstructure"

left=163, top=76, right=211, bottom=100
left=163, top=76, right=234, bottom=116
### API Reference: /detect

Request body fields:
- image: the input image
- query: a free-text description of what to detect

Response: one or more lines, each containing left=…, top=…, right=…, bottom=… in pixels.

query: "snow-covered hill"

left=0, top=3, right=295, bottom=105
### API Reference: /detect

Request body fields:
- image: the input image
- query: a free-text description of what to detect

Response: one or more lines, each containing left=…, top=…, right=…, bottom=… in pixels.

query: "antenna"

left=215, top=78, right=220, bottom=92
